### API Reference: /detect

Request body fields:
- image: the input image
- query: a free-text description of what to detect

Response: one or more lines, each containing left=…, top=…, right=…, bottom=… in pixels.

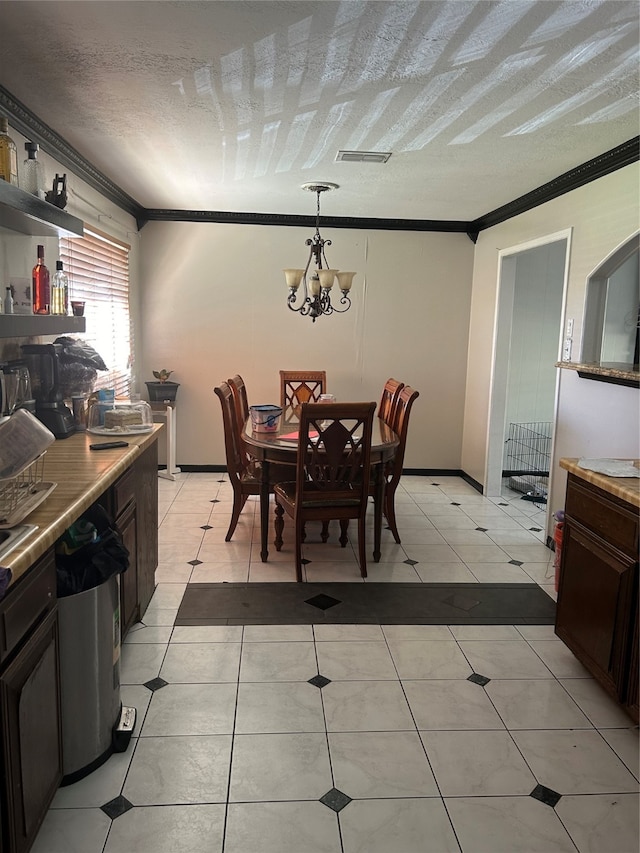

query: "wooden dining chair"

left=273, top=401, right=376, bottom=581
left=228, top=374, right=250, bottom=433
left=378, top=377, right=404, bottom=426
left=279, top=370, right=326, bottom=417
left=214, top=381, right=289, bottom=541
left=375, top=384, right=420, bottom=544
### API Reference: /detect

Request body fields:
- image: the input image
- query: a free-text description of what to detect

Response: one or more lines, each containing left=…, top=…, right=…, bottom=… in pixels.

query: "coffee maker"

left=20, top=343, right=75, bottom=438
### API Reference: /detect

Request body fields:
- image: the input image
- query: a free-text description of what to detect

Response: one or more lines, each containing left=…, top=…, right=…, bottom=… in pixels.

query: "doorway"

left=485, top=231, right=571, bottom=533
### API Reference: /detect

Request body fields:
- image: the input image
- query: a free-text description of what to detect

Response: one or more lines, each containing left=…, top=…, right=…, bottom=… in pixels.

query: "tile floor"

left=32, top=474, right=639, bottom=852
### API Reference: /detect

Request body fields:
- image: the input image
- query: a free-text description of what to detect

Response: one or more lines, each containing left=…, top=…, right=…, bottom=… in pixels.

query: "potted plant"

left=145, top=369, right=180, bottom=402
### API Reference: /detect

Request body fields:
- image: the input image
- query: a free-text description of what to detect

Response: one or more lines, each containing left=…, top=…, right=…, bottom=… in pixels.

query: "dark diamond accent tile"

left=301, top=558, right=311, bottom=565
left=188, top=559, right=203, bottom=566
left=530, top=784, right=562, bottom=808
left=101, top=795, right=134, bottom=819
left=217, top=479, right=226, bottom=483
left=498, top=502, right=509, bottom=506
left=305, top=593, right=341, bottom=611
left=319, top=788, right=352, bottom=812
left=431, top=483, right=440, bottom=486
left=467, top=672, right=491, bottom=686
left=404, top=559, right=418, bottom=566
left=200, top=525, right=213, bottom=530
left=475, top=527, right=488, bottom=532
left=210, top=498, right=220, bottom=503
left=143, top=677, right=168, bottom=692
left=509, top=559, right=523, bottom=566
left=308, top=674, right=331, bottom=689
left=450, top=502, right=461, bottom=506
left=530, top=527, right=542, bottom=532
left=443, top=593, right=481, bottom=612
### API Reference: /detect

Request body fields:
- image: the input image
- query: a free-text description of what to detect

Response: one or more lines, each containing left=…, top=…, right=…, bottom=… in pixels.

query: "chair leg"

left=225, top=491, right=248, bottom=541
left=295, top=518, right=304, bottom=582
left=339, top=519, right=349, bottom=547
left=357, top=515, right=367, bottom=578
left=385, top=482, right=401, bottom=544
left=274, top=501, right=284, bottom=551
left=321, top=520, right=330, bottom=542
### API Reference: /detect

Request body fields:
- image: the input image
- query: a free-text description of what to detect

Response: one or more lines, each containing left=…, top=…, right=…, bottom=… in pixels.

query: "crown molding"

left=0, top=85, right=145, bottom=221
left=2, top=86, right=637, bottom=235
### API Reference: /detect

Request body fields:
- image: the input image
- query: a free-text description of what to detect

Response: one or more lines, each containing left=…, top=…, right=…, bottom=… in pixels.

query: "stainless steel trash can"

left=57, top=573, right=121, bottom=784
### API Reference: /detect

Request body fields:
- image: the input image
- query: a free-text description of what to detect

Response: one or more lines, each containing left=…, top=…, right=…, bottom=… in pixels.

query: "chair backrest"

left=228, top=374, right=250, bottom=431
left=214, top=381, right=248, bottom=480
left=296, top=401, right=376, bottom=508
left=378, top=378, right=404, bottom=426
left=388, top=385, right=420, bottom=483
left=280, top=370, right=327, bottom=415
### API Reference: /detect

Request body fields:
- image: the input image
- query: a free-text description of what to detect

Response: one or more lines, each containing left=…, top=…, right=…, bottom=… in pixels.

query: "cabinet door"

left=136, top=442, right=158, bottom=617
left=117, top=501, right=138, bottom=637
left=0, top=609, right=62, bottom=853
left=556, top=519, right=636, bottom=699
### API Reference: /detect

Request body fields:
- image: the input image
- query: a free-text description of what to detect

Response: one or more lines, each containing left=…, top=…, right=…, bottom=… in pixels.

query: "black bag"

left=55, top=503, right=130, bottom=597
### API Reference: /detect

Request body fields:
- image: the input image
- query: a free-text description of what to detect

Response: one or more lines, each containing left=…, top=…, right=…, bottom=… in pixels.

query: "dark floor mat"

left=174, top=583, right=556, bottom=626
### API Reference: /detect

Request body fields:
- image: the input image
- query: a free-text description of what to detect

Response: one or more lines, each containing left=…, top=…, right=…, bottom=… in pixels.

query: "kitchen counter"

left=559, top=458, right=640, bottom=509
left=2, top=425, right=163, bottom=587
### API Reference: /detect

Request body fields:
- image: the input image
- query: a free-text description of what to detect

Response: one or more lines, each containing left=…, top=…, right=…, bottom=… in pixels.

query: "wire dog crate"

left=504, top=422, right=552, bottom=503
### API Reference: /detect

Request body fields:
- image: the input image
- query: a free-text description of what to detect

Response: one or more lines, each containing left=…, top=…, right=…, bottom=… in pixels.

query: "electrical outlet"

left=566, top=318, right=574, bottom=337
left=563, top=337, right=572, bottom=361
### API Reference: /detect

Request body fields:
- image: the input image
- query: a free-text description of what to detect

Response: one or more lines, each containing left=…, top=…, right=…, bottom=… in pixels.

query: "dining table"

left=243, top=412, right=399, bottom=563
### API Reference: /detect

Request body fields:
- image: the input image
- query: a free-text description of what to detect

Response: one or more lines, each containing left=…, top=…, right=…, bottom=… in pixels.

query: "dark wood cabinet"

left=0, top=553, right=61, bottom=853
left=556, top=474, right=639, bottom=722
left=0, top=436, right=159, bottom=853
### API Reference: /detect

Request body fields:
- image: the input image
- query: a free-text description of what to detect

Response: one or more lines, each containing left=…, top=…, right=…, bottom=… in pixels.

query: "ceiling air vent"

left=335, top=150, right=392, bottom=163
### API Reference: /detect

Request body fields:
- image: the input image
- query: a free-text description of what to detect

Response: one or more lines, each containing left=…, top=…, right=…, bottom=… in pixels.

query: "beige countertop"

left=559, top=458, right=640, bottom=509
left=2, top=426, right=163, bottom=586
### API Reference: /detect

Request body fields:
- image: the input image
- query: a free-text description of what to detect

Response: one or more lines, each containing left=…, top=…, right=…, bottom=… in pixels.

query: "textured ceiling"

left=0, top=0, right=638, bottom=221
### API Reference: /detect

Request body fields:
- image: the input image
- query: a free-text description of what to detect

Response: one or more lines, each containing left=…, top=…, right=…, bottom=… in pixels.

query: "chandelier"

left=284, top=182, right=356, bottom=322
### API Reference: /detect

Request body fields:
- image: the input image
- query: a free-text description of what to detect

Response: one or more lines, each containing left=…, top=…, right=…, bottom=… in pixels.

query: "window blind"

left=59, top=227, right=132, bottom=397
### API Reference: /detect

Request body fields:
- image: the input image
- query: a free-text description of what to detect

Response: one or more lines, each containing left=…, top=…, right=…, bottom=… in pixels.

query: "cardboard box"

left=9, top=277, right=33, bottom=315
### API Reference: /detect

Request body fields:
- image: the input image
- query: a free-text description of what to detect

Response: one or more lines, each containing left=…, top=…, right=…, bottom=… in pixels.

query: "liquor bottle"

left=4, top=287, right=13, bottom=314
left=32, top=244, right=50, bottom=315
left=21, top=142, right=46, bottom=198
left=0, top=117, right=18, bottom=185
left=51, top=260, right=68, bottom=315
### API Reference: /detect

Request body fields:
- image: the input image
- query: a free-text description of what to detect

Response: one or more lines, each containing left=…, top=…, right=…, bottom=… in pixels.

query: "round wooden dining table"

left=243, top=414, right=399, bottom=562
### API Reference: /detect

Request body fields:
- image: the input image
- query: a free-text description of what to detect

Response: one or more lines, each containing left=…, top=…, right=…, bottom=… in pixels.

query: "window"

left=59, top=227, right=133, bottom=396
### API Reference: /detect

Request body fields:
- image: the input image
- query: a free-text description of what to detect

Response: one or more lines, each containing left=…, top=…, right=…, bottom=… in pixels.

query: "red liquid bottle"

left=32, top=244, right=50, bottom=314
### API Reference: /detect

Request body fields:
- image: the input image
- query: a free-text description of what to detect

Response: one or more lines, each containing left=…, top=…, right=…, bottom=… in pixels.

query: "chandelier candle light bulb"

left=284, top=182, right=355, bottom=322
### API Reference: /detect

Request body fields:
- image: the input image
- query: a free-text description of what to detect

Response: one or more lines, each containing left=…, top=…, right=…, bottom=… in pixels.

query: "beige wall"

left=138, top=222, right=474, bottom=467
left=461, top=164, right=640, bottom=520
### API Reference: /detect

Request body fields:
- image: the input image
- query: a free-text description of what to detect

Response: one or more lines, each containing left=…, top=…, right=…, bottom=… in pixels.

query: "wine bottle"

left=4, top=287, right=14, bottom=314
left=0, top=117, right=18, bottom=185
left=51, top=260, right=68, bottom=315
left=32, top=244, right=50, bottom=315
left=21, top=142, right=46, bottom=198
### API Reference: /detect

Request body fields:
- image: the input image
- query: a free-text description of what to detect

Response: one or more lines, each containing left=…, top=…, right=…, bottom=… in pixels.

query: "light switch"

left=563, top=337, right=572, bottom=361
left=566, top=318, right=574, bottom=337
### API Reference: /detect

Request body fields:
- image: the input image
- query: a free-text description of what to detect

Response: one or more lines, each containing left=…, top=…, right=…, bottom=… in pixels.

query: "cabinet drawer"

left=566, top=477, right=639, bottom=557
left=111, top=467, right=136, bottom=517
left=0, top=550, right=56, bottom=666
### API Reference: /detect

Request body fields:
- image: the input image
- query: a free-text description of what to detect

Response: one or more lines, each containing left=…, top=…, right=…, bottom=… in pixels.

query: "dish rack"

left=0, top=452, right=57, bottom=528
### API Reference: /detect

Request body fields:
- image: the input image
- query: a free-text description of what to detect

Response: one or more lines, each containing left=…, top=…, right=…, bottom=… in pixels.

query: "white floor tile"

left=104, top=804, right=225, bottom=853
left=140, top=682, right=237, bottom=735
left=485, top=679, right=593, bottom=729
left=240, top=640, right=317, bottom=681
left=31, top=808, right=111, bottom=853
left=235, top=681, right=325, bottom=733
left=557, top=793, right=640, bottom=853
left=340, top=798, right=460, bottom=853
left=404, top=679, right=505, bottom=730
left=323, top=680, right=415, bottom=732
left=224, top=801, right=342, bottom=853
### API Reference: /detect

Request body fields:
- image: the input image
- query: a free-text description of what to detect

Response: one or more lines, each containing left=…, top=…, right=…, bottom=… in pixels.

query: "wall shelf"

left=0, top=315, right=85, bottom=339
left=0, top=180, right=83, bottom=237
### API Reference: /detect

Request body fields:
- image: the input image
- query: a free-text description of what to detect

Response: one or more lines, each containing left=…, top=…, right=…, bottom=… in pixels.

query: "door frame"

left=484, top=229, right=572, bottom=501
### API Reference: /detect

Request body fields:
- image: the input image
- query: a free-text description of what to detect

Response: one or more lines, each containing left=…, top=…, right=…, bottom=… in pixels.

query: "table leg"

left=373, top=463, right=384, bottom=563
left=260, top=459, right=270, bottom=562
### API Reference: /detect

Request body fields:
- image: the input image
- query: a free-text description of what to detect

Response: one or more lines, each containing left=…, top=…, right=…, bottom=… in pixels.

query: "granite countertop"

left=556, top=362, right=640, bottom=383
left=559, top=458, right=640, bottom=509
left=2, top=425, right=163, bottom=586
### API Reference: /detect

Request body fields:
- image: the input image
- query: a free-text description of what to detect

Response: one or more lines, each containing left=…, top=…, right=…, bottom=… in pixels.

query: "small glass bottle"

left=4, top=286, right=14, bottom=314
left=32, top=244, right=50, bottom=315
left=0, top=117, right=18, bottom=186
left=21, top=142, right=46, bottom=198
left=51, top=260, right=68, bottom=315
